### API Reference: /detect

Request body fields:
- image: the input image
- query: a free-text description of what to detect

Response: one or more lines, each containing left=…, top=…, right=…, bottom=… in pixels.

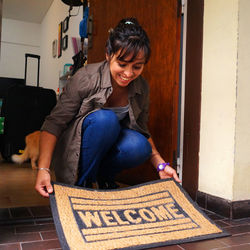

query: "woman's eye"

left=133, top=66, right=142, bottom=70
left=118, top=63, right=126, bottom=67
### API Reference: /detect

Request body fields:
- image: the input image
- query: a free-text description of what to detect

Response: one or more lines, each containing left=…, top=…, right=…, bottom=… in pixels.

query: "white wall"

left=234, top=0, right=250, bottom=201
left=200, top=0, right=250, bottom=201
left=0, top=1, right=82, bottom=90
left=0, top=18, right=41, bottom=85
left=199, top=0, right=238, bottom=200
left=40, top=0, right=82, bottom=91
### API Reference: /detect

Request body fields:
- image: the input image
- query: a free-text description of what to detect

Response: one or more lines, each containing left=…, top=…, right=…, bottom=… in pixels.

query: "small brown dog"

left=11, top=131, right=41, bottom=169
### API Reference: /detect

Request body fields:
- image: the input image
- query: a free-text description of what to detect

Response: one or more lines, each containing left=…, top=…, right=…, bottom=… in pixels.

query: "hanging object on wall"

left=52, top=40, right=57, bottom=58
left=61, top=0, right=83, bottom=7
left=62, top=35, right=68, bottom=50
left=58, top=22, right=63, bottom=58
left=60, top=0, right=89, bottom=58
left=61, top=0, right=87, bottom=20
left=79, top=5, right=89, bottom=39
left=63, top=16, right=69, bottom=33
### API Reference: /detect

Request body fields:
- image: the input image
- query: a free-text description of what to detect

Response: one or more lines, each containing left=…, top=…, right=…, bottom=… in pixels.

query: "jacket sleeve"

left=41, top=67, right=92, bottom=137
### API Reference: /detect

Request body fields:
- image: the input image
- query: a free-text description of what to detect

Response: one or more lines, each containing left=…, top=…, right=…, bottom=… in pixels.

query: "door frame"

left=181, top=0, right=204, bottom=199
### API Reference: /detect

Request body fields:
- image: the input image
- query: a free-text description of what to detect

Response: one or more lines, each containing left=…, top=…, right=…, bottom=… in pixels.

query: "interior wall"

left=0, top=18, right=40, bottom=85
left=0, top=1, right=82, bottom=90
left=199, top=0, right=238, bottom=200
left=0, top=0, right=2, bottom=55
left=234, top=0, right=250, bottom=201
left=40, top=0, right=82, bottom=91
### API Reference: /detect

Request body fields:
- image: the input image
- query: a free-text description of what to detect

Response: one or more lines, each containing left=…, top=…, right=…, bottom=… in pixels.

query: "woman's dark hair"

left=106, top=17, right=151, bottom=63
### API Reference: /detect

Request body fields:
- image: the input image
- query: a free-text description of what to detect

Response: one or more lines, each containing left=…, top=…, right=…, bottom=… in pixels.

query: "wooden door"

left=88, top=0, right=182, bottom=184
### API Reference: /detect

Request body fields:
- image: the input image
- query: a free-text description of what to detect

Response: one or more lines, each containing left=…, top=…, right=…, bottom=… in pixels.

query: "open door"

left=88, top=0, right=182, bottom=184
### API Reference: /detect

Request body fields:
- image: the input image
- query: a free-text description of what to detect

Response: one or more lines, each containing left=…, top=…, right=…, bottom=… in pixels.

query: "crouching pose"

left=35, top=17, right=180, bottom=197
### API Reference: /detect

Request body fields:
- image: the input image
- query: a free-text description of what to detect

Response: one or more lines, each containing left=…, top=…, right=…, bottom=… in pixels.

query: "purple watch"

left=157, top=162, right=170, bottom=172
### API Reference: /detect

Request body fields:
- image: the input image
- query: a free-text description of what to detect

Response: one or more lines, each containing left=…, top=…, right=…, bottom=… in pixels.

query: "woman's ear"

left=105, top=53, right=110, bottom=61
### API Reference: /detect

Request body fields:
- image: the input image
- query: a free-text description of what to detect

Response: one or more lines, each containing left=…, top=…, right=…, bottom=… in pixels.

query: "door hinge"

left=181, top=0, right=186, bottom=14
left=176, top=157, right=181, bottom=174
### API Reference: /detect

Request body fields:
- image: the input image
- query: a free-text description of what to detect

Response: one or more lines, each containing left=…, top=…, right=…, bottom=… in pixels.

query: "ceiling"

left=2, top=0, right=54, bottom=23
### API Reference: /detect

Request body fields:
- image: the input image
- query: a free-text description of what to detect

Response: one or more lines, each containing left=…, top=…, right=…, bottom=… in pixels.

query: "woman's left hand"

left=159, top=165, right=181, bottom=183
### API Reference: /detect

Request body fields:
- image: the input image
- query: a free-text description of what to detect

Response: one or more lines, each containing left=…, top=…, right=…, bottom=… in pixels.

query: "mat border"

left=50, top=189, right=70, bottom=250
left=49, top=178, right=230, bottom=250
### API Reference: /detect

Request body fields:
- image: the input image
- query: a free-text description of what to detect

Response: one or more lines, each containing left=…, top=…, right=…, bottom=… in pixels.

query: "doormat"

left=49, top=179, right=229, bottom=250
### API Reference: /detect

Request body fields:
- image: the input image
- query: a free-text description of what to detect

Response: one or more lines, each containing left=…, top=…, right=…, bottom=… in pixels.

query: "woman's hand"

left=158, top=165, right=181, bottom=183
left=35, top=170, right=53, bottom=198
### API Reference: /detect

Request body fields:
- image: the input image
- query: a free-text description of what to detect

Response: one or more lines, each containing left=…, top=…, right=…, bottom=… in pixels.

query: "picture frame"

left=62, top=35, right=68, bottom=51
left=58, top=22, right=63, bottom=58
left=63, top=16, right=69, bottom=33
left=52, top=39, right=57, bottom=58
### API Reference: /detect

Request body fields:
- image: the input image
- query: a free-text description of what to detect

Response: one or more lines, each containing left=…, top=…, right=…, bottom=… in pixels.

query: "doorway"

left=88, top=0, right=183, bottom=185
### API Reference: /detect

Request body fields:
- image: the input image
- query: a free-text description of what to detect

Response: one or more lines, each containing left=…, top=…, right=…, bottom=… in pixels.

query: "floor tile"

left=0, top=243, right=21, bottom=250
left=34, top=218, right=54, bottom=225
left=219, top=233, right=250, bottom=246
left=216, top=244, right=250, bottom=249
left=15, top=223, right=55, bottom=234
left=0, top=226, right=15, bottom=235
left=179, top=238, right=227, bottom=250
left=29, top=206, right=52, bottom=218
left=149, top=245, right=182, bottom=249
left=21, top=239, right=61, bottom=250
left=223, top=218, right=250, bottom=226
left=9, top=207, right=32, bottom=219
left=225, top=225, right=250, bottom=235
left=215, top=220, right=232, bottom=228
left=207, top=213, right=225, bottom=221
left=0, top=208, right=11, bottom=221
left=0, top=231, right=41, bottom=244
left=40, top=231, right=58, bottom=240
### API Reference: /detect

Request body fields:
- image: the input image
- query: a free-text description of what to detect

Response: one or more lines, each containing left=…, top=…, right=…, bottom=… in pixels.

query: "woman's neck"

left=105, top=80, right=128, bottom=107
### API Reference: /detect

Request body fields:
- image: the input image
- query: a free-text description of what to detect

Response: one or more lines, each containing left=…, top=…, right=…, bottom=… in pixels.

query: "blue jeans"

left=76, top=109, right=152, bottom=186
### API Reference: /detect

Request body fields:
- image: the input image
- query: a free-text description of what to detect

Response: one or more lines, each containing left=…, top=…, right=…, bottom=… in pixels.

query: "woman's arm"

left=35, top=68, right=92, bottom=197
left=35, top=131, right=57, bottom=197
left=148, top=137, right=181, bottom=182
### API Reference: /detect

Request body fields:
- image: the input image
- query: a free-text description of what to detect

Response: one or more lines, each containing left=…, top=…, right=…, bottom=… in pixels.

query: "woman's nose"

left=124, top=67, right=134, bottom=77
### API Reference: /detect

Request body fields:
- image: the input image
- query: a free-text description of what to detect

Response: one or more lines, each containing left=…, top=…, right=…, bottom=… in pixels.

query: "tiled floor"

left=0, top=206, right=250, bottom=250
left=0, top=160, right=55, bottom=208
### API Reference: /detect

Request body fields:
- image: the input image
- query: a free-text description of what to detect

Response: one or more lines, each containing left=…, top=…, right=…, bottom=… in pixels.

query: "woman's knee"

left=83, top=109, right=119, bottom=131
left=121, top=129, right=152, bottom=159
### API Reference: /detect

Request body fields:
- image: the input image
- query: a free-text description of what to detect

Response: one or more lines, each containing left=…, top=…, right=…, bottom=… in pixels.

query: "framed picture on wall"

left=52, top=39, right=57, bottom=58
left=58, top=22, right=63, bottom=58
left=63, top=16, right=69, bottom=33
left=62, top=35, right=68, bottom=50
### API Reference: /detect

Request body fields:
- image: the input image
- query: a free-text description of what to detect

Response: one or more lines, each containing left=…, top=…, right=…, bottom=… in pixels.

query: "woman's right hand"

left=35, top=169, right=53, bottom=198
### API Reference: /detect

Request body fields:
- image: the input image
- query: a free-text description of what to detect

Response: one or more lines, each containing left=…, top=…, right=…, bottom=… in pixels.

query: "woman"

left=35, top=17, right=180, bottom=198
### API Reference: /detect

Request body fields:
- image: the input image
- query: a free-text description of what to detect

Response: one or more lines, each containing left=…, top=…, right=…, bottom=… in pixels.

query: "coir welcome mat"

left=50, top=179, right=229, bottom=250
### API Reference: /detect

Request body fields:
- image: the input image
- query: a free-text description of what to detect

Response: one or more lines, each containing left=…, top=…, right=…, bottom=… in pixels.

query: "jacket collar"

left=100, top=60, right=112, bottom=89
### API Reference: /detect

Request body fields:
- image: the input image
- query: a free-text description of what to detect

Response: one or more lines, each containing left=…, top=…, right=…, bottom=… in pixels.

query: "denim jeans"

left=76, top=109, right=152, bottom=186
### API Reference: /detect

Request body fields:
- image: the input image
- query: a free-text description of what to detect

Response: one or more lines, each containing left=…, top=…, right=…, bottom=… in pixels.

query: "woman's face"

left=106, top=50, right=145, bottom=88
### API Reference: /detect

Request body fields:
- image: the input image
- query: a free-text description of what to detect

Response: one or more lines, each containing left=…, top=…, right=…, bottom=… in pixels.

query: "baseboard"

left=196, top=191, right=250, bottom=219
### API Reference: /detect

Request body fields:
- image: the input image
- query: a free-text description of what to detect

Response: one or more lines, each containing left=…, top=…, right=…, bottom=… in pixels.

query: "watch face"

left=157, top=163, right=165, bottom=171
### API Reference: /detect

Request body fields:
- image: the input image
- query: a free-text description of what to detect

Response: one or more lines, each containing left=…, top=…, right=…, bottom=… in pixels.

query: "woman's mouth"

left=119, top=75, right=132, bottom=83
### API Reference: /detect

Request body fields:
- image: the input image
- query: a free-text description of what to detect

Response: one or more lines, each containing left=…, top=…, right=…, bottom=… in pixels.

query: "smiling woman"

left=35, top=17, right=180, bottom=198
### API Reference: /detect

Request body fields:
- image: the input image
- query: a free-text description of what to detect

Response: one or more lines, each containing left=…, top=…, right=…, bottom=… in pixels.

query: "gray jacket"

left=41, top=61, right=150, bottom=184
